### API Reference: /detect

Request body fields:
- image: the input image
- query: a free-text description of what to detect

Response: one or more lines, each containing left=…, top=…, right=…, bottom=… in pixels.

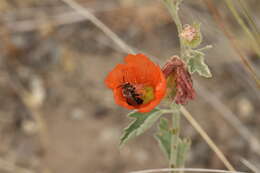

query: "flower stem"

left=162, top=1, right=190, bottom=172
left=163, top=0, right=185, bottom=57
left=171, top=8, right=184, bottom=57
left=169, top=104, right=181, bottom=173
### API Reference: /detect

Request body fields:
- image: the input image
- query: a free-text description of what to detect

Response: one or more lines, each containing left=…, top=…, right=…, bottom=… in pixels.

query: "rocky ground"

left=0, top=0, right=259, bottom=173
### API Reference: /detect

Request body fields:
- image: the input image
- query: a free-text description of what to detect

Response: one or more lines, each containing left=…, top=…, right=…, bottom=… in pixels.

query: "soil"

left=0, top=0, right=259, bottom=173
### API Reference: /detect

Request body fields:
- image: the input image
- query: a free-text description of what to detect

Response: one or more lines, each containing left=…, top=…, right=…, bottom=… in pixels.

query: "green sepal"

left=165, top=74, right=177, bottom=101
left=182, top=23, right=202, bottom=48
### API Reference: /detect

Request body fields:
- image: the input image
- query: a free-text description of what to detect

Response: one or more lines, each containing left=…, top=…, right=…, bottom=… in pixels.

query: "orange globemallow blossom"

left=105, top=54, right=166, bottom=113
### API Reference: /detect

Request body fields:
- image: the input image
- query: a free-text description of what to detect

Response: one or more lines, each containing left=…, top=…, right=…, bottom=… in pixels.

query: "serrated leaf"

left=120, top=109, right=162, bottom=147
left=155, top=118, right=172, bottom=159
left=188, top=51, right=212, bottom=78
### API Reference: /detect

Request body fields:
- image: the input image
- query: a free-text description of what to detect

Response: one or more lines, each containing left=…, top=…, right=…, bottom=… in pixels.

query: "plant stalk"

left=163, top=0, right=185, bottom=57
left=169, top=104, right=181, bottom=173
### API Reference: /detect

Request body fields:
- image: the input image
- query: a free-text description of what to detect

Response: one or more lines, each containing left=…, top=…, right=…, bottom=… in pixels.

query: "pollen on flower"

left=142, top=86, right=155, bottom=104
left=105, top=54, right=166, bottom=113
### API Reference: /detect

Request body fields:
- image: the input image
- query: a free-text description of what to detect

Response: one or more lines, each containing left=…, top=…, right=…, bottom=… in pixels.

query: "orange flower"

left=105, top=54, right=166, bottom=113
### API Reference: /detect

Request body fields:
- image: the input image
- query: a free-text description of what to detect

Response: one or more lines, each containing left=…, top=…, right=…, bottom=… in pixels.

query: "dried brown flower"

left=162, top=56, right=195, bottom=104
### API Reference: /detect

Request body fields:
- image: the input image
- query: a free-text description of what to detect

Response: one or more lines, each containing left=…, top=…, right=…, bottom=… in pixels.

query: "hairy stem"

left=162, top=1, right=189, bottom=172
left=169, top=104, right=180, bottom=173
left=163, top=0, right=185, bottom=57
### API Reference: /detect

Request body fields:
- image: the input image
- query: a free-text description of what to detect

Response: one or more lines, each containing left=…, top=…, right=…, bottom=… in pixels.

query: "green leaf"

left=120, top=108, right=162, bottom=147
left=155, top=118, right=191, bottom=167
left=155, top=118, right=172, bottom=160
left=188, top=51, right=212, bottom=78
left=176, top=138, right=191, bottom=168
left=155, top=114, right=190, bottom=168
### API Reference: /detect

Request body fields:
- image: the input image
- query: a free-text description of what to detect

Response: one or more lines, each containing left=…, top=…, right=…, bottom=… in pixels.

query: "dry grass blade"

left=224, top=0, right=260, bottom=56
left=237, top=0, right=260, bottom=43
left=195, top=82, right=260, bottom=156
left=180, top=106, right=236, bottom=171
left=5, top=11, right=86, bottom=33
left=61, top=0, right=237, bottom=170
left=204, top=0, right=260, bottom=88
left=61, top=0, right=134, bottom=54
left=3, top=5, right=119, bottom=33
left=240, top=158, right=259, bottom=173
left=129, top=168, right=246, bottom=173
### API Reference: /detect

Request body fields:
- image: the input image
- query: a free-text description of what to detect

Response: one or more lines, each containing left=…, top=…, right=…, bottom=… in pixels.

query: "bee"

left=119, top=82, right=144, bottom=106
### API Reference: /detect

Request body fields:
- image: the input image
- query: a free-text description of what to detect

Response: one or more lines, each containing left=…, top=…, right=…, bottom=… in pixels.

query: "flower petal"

left=138, top=70, right=166, bottom=112
left=105, top=64, right=126, bottom=89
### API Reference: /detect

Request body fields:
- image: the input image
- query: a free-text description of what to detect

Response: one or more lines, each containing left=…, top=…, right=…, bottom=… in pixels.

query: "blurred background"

left=0, top=0, right=260, bottom=173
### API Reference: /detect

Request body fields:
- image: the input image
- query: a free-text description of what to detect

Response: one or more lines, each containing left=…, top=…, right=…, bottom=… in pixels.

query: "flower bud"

left=180, top=23, right=202, bottom=48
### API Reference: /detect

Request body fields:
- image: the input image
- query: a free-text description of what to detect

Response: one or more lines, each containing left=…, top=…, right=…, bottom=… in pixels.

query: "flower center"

left=141, top=86, right=155, bottom=105
left=120, top=83, right=155, bottom=106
